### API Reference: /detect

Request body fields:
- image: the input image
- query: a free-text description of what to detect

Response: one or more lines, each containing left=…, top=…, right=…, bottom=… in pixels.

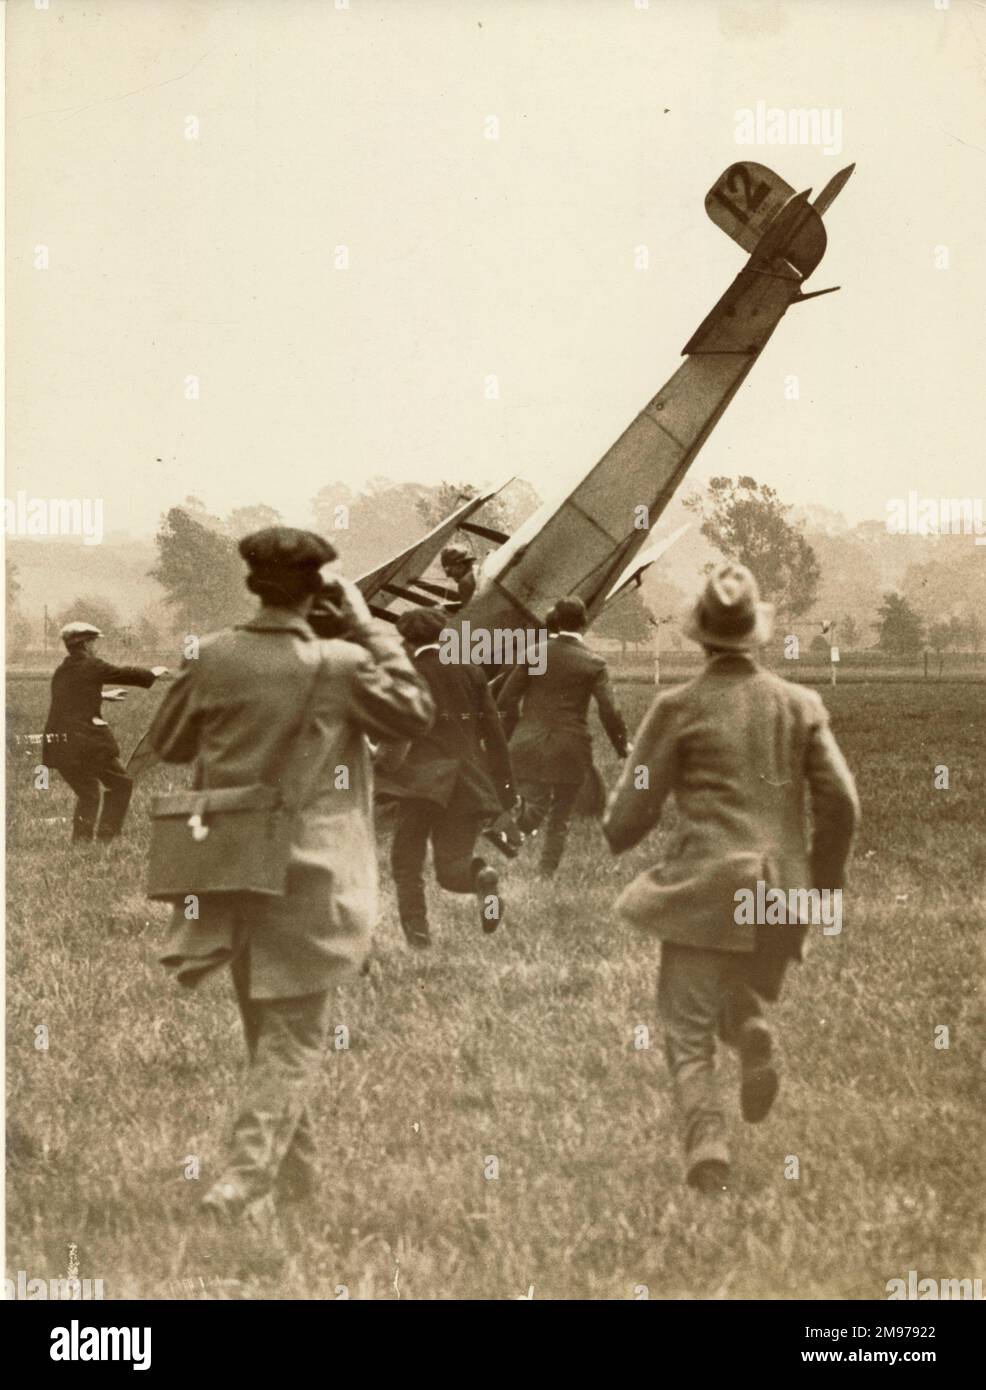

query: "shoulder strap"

left=273, top=652, right=329, bottom=812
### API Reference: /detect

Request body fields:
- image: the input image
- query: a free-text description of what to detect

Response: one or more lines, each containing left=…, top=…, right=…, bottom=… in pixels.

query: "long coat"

left=603, top=654, right=860, bottom=954
left=147, top=605, right=433, bottom=995
left=497, top=634, right=628, bottom=785
left=45, top=650, right=156, bottom=768
left=376, top=645, right=513, bottom=816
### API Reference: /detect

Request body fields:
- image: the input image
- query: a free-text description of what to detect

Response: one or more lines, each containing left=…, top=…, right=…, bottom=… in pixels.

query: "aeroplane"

left=128, top=160, right=852, bottom=774
left=460, top=160, right=853, bottom=636
left=358, top=159, right=853, bottom=639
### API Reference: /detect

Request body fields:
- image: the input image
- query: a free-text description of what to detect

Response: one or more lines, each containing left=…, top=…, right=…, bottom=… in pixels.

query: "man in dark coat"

left=379, top=606, right=514, bottom=948
left=497, top=596, right=628, bottom=876
left=44, top=621, right=169, bottom=841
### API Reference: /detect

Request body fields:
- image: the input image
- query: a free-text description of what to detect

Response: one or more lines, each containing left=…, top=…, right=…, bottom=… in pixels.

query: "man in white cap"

left=44, top=621, right=169, bottom=841
left=603, top=563, right=859, bottom=1194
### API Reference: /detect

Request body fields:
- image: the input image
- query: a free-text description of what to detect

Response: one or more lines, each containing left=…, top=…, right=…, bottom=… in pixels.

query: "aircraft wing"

left=604, top=523, right=690, bottom=605
left=356, top=480, right=512, bottom=618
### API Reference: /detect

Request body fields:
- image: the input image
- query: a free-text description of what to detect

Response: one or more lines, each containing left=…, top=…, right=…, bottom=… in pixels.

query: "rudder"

left=705, top=163, right=795, bottom=253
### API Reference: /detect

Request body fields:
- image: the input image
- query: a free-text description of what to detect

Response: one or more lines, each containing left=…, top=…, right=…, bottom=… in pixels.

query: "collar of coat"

left=705, top=651, right=759, bottom=670
left=237, top=604, right=315, bottom=640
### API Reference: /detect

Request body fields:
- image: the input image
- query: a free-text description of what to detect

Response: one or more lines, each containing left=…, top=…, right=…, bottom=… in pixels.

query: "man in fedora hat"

left=604, top=563, right=859, bottom=1193
left=44, top=620, right=170, bottom=841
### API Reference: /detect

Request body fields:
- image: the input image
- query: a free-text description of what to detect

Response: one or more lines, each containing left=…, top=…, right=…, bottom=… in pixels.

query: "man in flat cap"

left=604, top=564, right=859, bottom=1194
left=377, top=605, right=514, bottom=948
left=498, top=596, right=628, bottom=877
left=43, top=620, right=170, bottom=841
left=147, top=527, right=434, bottom=1225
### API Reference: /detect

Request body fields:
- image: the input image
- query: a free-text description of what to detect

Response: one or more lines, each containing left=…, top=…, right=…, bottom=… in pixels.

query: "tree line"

left=6, top=474, right=982, bottom=662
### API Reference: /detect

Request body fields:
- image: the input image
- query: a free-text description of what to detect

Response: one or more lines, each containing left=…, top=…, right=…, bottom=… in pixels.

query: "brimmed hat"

left=60, top=621, right=102, bottom=645
left=683, top=563, right=774, bottom=651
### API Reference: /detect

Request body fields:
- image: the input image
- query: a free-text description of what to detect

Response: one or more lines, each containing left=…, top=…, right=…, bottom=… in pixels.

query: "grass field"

left=5, top=675, right=985, bottom=1300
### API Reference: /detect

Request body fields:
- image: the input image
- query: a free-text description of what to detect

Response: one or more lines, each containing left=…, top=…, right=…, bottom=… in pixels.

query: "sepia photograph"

left=3, top=0, right=984, bottom=1344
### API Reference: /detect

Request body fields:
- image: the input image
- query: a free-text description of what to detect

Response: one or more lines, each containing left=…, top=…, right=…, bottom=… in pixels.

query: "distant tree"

left=415, top=480, right=509, bottom=565
left=874, top=592, right=925, bottom=659
left=226, top=503, right=284, bottom=540
left=137, top=613, right=160, bottom=651
left=179, top=495, right=228, bottom=532
left=840, top=614, right=860, bottom=650
left=54, top=595, right=122, bottom=640
left=151, top=507, right=246, bottom=635
left=6, top=558, right=21, bottom=607
left=415, top=481, right=477, bottom=530
left=593, top=589, right=653, bottom=656
left=947, top=614, right=971, bottom=651
left=311, top=481, right=356, bottom=540
left=809, top=634, right=830, bottom=656
left=683, top=475, right=821, bottom=619
left=310, top=478, right=430, bottom=576
left=927, top=621, right=950, bottom=657
left=966, top=615, right=984, bottom=653
left=6, top=610, right=33, bottom=659
left=902, top=548, right=985, bottom=636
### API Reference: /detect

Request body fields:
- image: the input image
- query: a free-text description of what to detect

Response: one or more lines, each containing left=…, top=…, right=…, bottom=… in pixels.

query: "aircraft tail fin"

left=705, top=162, right=796, bottom=254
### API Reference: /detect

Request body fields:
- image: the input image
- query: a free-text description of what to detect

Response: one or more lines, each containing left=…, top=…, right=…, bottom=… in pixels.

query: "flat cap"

left=238, top=527, right=337, bottom=571
left=396, top=606, right=449, bottom=646
left=60, top=620, right=102, bottom=643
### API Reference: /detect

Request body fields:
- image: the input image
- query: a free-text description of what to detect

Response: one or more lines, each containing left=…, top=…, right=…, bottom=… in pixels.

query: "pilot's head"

left=440, top=544, right=474, bottom=580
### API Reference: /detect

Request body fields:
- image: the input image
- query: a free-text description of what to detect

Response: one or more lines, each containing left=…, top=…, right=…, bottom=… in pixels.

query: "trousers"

left=657, top=940, right=790, bottom=1174
left=221, top=947, right=333, bottom=1203
left=516, top=779, right=581, bottom=874
left=390, top=798, right=486, bottom=935
left=56, top=757, right=134, bottom=841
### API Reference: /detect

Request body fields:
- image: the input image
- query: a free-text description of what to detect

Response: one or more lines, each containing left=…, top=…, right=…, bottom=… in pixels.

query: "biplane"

left=128, top=161, right=852, bottom=774
left=357, top=159, right=854, bottom=637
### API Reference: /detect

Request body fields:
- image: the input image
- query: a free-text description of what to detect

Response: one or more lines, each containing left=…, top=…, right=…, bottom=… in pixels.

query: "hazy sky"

left=7, top=0, right=986, bottom=539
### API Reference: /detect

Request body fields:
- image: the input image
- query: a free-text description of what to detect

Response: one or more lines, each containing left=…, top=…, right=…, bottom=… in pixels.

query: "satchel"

left=147, top=657, right=325, bottom=903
